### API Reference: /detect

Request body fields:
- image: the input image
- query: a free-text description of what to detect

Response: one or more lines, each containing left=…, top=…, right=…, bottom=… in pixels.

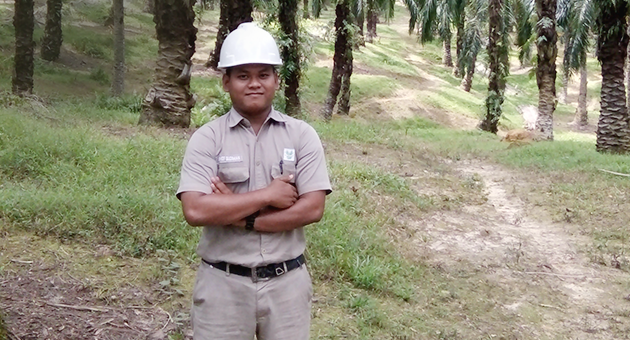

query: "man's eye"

left=260, top=73, right=269, bottom=79
left=238, top=75, right=248, bottom=80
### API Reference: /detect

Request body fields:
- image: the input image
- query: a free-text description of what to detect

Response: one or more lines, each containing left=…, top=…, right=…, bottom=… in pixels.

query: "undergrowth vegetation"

left=1, top=0, right=629, bottom=339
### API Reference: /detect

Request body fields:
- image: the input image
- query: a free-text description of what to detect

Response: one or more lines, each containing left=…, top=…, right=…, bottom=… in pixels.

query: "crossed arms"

left=180, top=175, right=326, bottom=233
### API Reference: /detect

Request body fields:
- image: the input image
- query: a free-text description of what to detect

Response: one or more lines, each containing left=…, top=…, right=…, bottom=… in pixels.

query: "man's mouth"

left=246, top=92, right=264, bottom=96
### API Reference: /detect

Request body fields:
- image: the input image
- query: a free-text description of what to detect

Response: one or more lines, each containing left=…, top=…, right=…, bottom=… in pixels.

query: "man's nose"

left=248, top=77, right=262, bottom=87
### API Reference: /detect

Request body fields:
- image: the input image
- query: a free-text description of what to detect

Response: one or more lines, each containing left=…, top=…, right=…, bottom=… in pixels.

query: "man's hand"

left=264, top=175, right=298, bottom=209
left=210, top=176, right=233, bottom=194
left=210, top=175, right=297, bottom=209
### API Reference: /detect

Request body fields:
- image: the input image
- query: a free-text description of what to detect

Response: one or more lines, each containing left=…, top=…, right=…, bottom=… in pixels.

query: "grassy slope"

left=1, top=1, right=629, bottom=339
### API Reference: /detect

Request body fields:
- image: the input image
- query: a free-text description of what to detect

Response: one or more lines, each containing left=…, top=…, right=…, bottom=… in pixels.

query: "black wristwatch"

left=245, top=211, right=259, bottom=231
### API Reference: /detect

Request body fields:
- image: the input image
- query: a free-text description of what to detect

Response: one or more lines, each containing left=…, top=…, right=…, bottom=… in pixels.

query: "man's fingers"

left=214, top=181, right=233, bottom=194
left=277, top=174, right=294, bottom=183
left=211, top=176, right=233, bottom=194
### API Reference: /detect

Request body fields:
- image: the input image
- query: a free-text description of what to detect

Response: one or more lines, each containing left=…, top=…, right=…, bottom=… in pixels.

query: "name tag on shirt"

left=283, top=148, right=295, bottom=162
left=218, top=155, right=242, bottom=164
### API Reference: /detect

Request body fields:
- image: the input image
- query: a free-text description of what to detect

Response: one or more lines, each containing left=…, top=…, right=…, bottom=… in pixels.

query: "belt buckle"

left=252, top=266, right=271, bottom=283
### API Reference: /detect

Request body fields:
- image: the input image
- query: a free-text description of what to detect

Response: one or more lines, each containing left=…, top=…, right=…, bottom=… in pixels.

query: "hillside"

left=1, top=1, right=629, bottom=339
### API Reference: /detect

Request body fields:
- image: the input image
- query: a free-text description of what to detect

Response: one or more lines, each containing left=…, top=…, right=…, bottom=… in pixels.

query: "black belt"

left=202, top=254, right=306, bottom=283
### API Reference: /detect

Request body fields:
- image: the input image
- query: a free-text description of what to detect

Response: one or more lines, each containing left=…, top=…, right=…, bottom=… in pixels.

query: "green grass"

left=0, top=106, right=197, bottom=258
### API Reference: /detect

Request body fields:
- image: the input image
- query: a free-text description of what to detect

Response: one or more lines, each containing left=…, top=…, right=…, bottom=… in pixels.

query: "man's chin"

left=237, top=104, right=272, bottom=116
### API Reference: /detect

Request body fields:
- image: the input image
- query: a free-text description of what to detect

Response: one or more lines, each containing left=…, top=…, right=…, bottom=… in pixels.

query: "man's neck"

left=236, top=107, right=272, bottom=135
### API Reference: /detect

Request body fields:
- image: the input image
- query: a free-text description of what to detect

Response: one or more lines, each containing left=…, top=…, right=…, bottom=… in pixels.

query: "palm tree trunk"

left=558, top=40, right=570, bottom=104
left=12, top=0, right=34, bottom=96
left=443, top=38, right=453, bottom=67
left=206, top=0, right=252, bottom=69
left=279, top=0, right=301, bottom=116
left=596, top=1, right=630, bottom=153
left=461, top=53, right=477, bottom=92
left=366, top=4, right=376, bottom=43
left=143, top=0, right=155, bottom=14
left=626, top=25, right=630, bottom=114
left=303, top=0, right=309, bottom=18
left=356, top=4, right=365, bottom=46
left=558, top=72, right=568, bottom=104
left=454, top=13, right=465, bottom=78
left=480, top=0, right=505, bottom=133
left=112, top=0, right=124, bottom=97
left=139, top=0, right=197, bottom=128
left=322, top=1, right=350, bottom=120
left=41, top=0, right=62, bottom=62
left=572, top=63, right=588, bottom=126
left=337, top=44, right=353, bottom=115
left=534, top=0, right=557, bottom=141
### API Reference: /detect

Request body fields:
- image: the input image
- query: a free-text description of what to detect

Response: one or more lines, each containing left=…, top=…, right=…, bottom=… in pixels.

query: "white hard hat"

left=218, top=22, right=283, bottom=69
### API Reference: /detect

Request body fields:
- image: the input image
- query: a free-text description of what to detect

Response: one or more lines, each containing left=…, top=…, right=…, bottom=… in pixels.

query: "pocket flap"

left=218, top=167, right=249, bottom=183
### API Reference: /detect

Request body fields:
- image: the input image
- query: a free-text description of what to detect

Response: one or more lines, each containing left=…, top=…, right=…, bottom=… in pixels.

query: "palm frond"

left=312, top=0, right=323, bottom=18
left=403, top=0, right=422, bottom=34
left=566, top=0, right=594, bottom=71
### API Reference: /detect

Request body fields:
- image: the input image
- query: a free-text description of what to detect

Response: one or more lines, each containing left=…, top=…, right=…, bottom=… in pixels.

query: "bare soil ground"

left=326, top=139, right=630, bottom=339
left=0, top=232, right=194, bottom=339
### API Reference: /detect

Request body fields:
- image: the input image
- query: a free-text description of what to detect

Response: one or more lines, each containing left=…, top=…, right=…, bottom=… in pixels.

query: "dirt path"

left=414, top=161, right=630, bottom=339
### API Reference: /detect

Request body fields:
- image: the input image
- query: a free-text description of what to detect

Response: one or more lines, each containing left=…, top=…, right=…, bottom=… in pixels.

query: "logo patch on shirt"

left=283, top=148, right=295, bottom=162
left=218, top=155, right=242, bottom=164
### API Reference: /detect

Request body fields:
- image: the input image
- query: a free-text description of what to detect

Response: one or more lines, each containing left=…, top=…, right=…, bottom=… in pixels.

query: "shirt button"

left=262, top=249, right=267, bottom=254
left=256, top=161, right=261, bottom=166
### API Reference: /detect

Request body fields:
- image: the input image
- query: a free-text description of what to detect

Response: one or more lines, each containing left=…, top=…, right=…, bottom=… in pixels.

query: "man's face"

left=222, top=64, right=280, bottom=117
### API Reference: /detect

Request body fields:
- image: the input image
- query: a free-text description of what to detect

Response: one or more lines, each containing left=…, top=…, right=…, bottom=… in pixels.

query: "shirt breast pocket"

left=218, top=165, right=249, bottom=184
left=271, top=161, right=296, bottom=184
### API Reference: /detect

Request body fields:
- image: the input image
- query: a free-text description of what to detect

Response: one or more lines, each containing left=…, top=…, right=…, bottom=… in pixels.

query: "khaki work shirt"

left=177, top=108, right=332, bottom=267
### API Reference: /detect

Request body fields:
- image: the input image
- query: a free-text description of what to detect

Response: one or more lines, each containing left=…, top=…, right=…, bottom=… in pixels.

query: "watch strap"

left=245, top=211, right=259, bottom=231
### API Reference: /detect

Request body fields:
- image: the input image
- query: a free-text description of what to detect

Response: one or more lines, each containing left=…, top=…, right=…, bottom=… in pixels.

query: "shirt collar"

left=226, top=106, right=287, bottom=128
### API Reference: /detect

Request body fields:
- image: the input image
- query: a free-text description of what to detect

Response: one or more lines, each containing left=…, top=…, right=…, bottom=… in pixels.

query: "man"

left=177, top=22, right=331, bottom=340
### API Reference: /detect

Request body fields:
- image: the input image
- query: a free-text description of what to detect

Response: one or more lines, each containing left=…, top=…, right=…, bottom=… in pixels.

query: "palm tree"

left=41, top=0, right=63, bottom=62
left=321, top=0, right=355, bottom=119
left=594, top=0, right=630, bottom=153
left=279, top=0, right=301, bottom=116
left=304, top=0, right=310, bottom=18
left=112, top=0, right=125, bottom=97
left=479, top=0, right=509, bottom=133
left=366, top=0, right=394, bottom=43
left=563, top=0, right=593, bottom=127
left=139, top=0, right=197, bottom=128
left=460, top=0, right=486, bottom=91
left=405, top=0, right=467, bottom=70
left=512, top=0, right=535, bottom=67
left=12, top=0, right=34, bottom=96
left=534, top=0, right=558, bottom=140
left=206, top=0, right=253, bottom=70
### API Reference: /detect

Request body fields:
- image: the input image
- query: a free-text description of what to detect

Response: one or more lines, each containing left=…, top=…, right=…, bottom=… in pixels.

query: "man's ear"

left=222, top=73, right=230, bottom=92
left=274, top=72, right=280, bottom=90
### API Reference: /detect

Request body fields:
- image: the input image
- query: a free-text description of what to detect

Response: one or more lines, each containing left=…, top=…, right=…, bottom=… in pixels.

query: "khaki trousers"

left=191, top=261, right=312, bottom=340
